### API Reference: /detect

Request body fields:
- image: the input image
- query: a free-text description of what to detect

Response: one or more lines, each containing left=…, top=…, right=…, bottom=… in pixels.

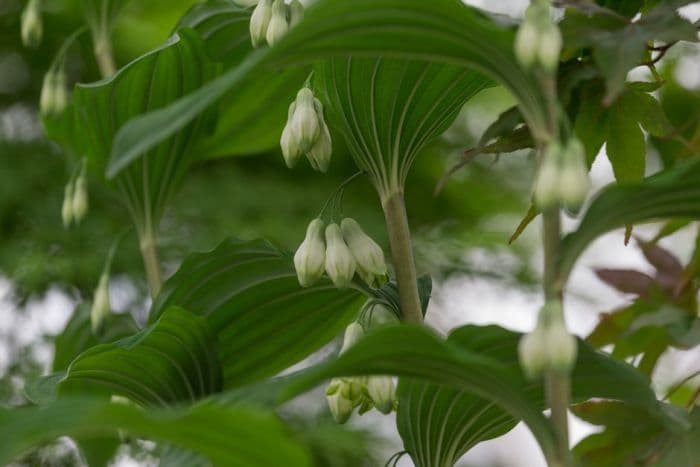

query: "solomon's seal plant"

left=5, top=0, right=700, bottom=466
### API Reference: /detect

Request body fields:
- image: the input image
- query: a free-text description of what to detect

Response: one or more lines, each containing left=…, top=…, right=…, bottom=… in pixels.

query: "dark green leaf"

left=606, top=94, right=647, bottom=182
left=150, top=238, right=364, bottom=388
left=0, top=398, right=310, bottom=467
left=59, top=306, right=223, bottom=406
left=111, top=0, right=550, bottom=171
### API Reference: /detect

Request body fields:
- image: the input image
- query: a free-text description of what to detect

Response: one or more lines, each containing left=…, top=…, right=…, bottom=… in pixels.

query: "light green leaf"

left=110, top=0, right=550, bottom=173
left=150, top=238, right=364, bottom=388
left=59, top=306, right=223, bottom=406
left=0, top=398, right=310, bottom=467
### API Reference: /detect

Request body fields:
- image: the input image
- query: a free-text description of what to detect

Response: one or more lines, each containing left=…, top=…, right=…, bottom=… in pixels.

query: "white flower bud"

left=533, top=142, right=563, bottom=209
left=559, top=139, right=590, bottom=210
left=52, top=71, right=68, bottom=114
left=72, top=173, right=89, bottom=223
left=515, top=20, right=539, bottom=69
left=294, top=218, right=326, bottom=287
left=366, top=376, right=395, bottom=414
left=61, top=181, right=74, bottom=228
left=545, top=321, right=578, bottom=373
left=90, top=272, right=111, bottom=334
left=326, top=378, right=354, bottom=424
left=325, top=223, right=356, bottom=288
left=249, top=0, right=273, bottom=47
left=290, top=88, right=321, bottom=154
left=518, top=326, right=547, bottom=380
left=21, top=0, right=42, bottom=48
left=289, top=0, right=304, bottom=27
left=266, top=0, right=289, bottom=46
left=340, top=322, right=364, bottom=354
left=307, top=121, right=332, bottom=173
left=538, top=24, right=562, bottom=72
left=341, top=218, right=387, bottom=288
left=281, top=101, right=302, bottom=168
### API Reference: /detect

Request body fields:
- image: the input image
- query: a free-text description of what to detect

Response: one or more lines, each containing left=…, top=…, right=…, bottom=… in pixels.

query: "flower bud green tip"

left=72, top=174, right=89, bottom=223
left=340, top=322, right=364, bottom=354
left=289, top=0, right=304, bottom=27
left=325, top=223, right=356, bottom=288
left=21, top=0, right=42, bottom=48
left=294, top=218, right=326, bottom=287
left=61, top=181, right=74, bottom=228
left=266, top=0, right=289, bottom=46
left=326, top=378, right=354, bottom=424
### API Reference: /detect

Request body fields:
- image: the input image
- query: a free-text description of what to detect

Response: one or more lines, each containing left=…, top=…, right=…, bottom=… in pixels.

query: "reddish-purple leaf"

left=595, top=268, right=655, bottom=296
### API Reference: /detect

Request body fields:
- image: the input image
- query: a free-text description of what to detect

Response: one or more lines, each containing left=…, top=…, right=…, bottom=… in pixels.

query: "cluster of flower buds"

left=294, top=218, right=387, bottom=289
left=249, top=0, right=304, bottom=47
left=90, top=270, right=111, bottom=334
left=533, top=138, right=590, bottom=211
left=514, top=0, right=562, bottom=72
left=326, top=323, right=397, bottom=423
left=21, top=0, right=42, bottom=48
left=62, top=165, right=89, bottom=227
left=281, top=87, right=332, bottom=172
left=40, top=68, right=68, bottom=117
left=518, top=300, right=578, bottom=379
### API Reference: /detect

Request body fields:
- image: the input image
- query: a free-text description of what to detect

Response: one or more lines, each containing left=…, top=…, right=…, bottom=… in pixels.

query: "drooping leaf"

left=267, top=324, right=669, bottom=466
left=558, top=159, right=700, bottom=281
left=59, top=306, right=223, bottom=406
left=0, top=398, right=310, bottom=467
left=110, top=0, right=551, bottom=172
left=150, top=238, right=364, bottom=388
left=316, top=56, right=490, bottom=191
left=49, top=29, right=218, bottom=232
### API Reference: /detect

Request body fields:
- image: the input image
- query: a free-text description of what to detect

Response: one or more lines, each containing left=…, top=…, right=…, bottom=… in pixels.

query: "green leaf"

left=110, top=0, right=550, bottom=172
left=316, top=57, right=490, bottom=190
left=150, top=238, right=364, bottom=388
left=606, top=92, right=647, bottom=182
left=59, top=306, right=223, bottom=406
left=574, top=83, right=608, bottom=166
left=0, top=398, right=310, bottom=467
left=395, top=325, right=666, bottom=467
left=53, top=304, right=139, bottom=372
left=269, top=324, right=666, bottom=465
left=558, top=160, right=700, bottom=282
left=57, top=29, right=218, bottom=231
left=175, top=1, right=310, bottom=157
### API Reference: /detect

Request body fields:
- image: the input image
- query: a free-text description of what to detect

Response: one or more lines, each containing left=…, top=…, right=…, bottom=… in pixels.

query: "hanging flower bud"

left=340, top=322, right=364, bottom=354
left=40, top=69, right=68, bottom=116
left=341, top=218, right=387, bottom=288
left=266, top=0, right=289, bottom=46
left=518, top=325, right=547, bottom=380
left=538, top=24, right=563, bottom=72
left=364, top=302, right=399, bottom=328
left=90, top=272, right=111, bottom=334
left=545, top=321, right=578, bottom=373
left=61, top=181, right=74, bottom=228
left=21, top=0, right=42, bottom=48
left=249, top=0, right=273, bottom=47
left=533, top=142, right=562, bottom=210
left=366, top=376, right=395, bottom=414
left=326, top=378, right=354, bottom=424
left=325, top=223, right=356, bottom=288
left=307, top=121, right=332, bottom=173
left=294, top=218, right=326, bottom=287
left=558, top=138, right=590, bottom=211
left=514, top=20, right=539, bottom=69
left=289, top=0, right=304, bottom=27
left=281, top=102, right=302, bottom=167
left=290, top=88, right=321, bottom=154
left=72, top=170, right=89, bottom=223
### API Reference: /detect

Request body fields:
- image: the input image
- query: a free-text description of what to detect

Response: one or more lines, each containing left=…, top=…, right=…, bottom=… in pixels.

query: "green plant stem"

left=542, top=209, right=571, bottom=467
left=139, top=228, right=162, bottom=298
left=382, top=192, right=423, bottom=324
left=94, top=35, right=116, bottom=77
